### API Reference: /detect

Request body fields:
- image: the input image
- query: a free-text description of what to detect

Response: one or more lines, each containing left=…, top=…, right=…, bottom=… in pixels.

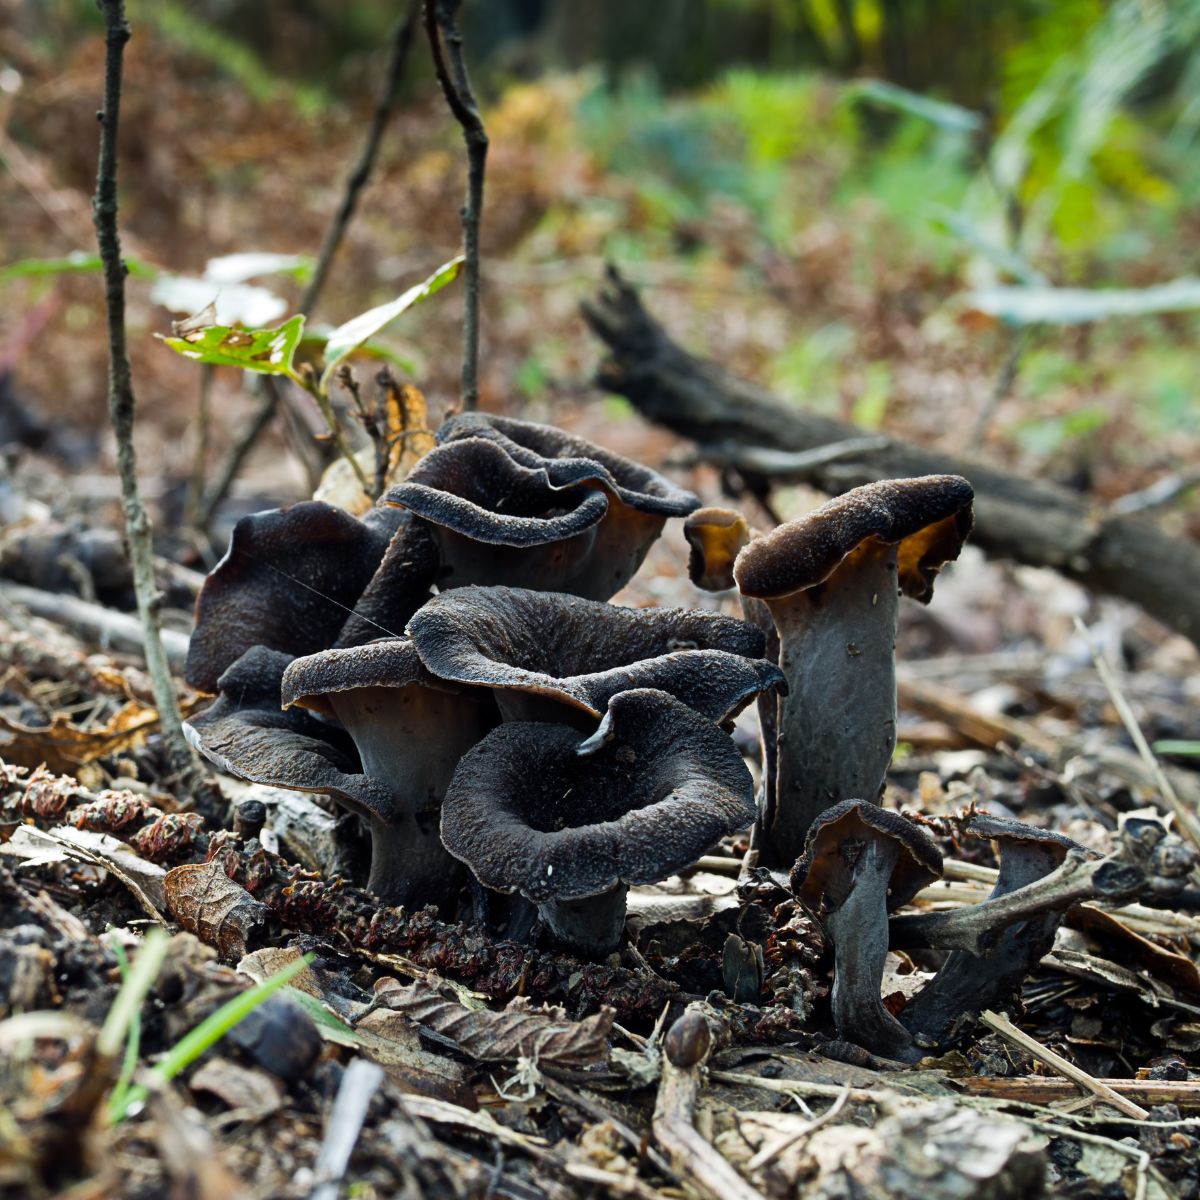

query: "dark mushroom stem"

left=900, top=816, right=1085, bottom=1050
left=791, top=800, right=942, bottom=1063
left=734, top=477, right=974, bottom=867
left=771, top=542, right=901, bottom=857
left=282, top=641, right=493, bottom=911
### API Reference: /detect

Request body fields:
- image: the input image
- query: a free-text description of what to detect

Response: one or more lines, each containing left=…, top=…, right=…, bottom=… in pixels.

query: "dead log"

left=581, top=268, right=1200, bottom=646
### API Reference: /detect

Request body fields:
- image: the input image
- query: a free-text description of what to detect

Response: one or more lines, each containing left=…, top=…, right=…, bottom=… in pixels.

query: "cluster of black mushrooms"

left=184, top=412, right=1102, bottom=1062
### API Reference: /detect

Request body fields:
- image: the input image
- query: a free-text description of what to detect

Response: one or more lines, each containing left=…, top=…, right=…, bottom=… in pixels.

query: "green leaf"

left=846, top=80, right=984, bottom=135
left=963, top=277, right=1200, bottom=326
left=282, top=987, right=364, bottom=1046
left=0, top=250, right=155, bottom=283
left=321, top=257, right=463, bottom=389
left=158, top=313, right=305, bottom=377
left=1152, top=740, right=1200, bottom=757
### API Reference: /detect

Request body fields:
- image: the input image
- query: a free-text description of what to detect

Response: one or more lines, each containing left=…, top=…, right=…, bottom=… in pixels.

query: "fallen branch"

left=91, top=0, right=201, bottom=791
left=581, top=267, right=1200, bottom=646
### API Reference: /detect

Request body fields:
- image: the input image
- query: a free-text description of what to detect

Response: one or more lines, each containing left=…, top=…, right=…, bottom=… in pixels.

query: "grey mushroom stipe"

left=386, top=413, right=698, bottom=601
left=184, top=645, right=398, bottom=828
left=440, top=688, right=757, bottom=957
left=791, top=799, right=943, bottom=1063
left=899, top=814, right=1084, bottom=1050
left=406, top=585, right=784, bottom=726
left=281, top=639, right=495, bottom=911
left=735, top=476, right=974, bottom=867
left=186, top=500, right=404, bottom=693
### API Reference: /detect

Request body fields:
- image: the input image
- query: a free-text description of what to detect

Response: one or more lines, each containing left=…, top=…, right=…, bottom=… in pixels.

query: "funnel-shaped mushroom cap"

left=735, top=475, right=974, bottom=604
left=407, top=585, right=783, bottom=723
left=683, top=507, right=753, bottom=592
left=793, top=800, right=943, bottom=911
left=968, top=813, right=1080, bottom=890
left=186, top=501, right=406, bottom=693
left=441, top=688, right=756, bottom=903
left=439, top=412, right=698, bottom=519
left=280, top=638, right=493, bottom=909
left=185, top=644, right=397, bottom=823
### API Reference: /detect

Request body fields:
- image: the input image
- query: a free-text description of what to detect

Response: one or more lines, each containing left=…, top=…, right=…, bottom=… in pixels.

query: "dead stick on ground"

left=653, top=1009, right=769, bottom=1200
left=92, top=0, right=201, bottom=791
left=1073, top=615, right=1200, bottom=850
left=979, top=1010, right=1149, bottom=1120
left=581, top=266, right=1200, bottom=646
left=424, top=0, right=487, bottom=411
left=200, top=4, right=421, bottom=526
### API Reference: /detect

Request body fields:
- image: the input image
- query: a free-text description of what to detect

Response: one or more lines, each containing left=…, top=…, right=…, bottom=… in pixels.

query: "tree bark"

left=582, top=268, right=1200, bottom=647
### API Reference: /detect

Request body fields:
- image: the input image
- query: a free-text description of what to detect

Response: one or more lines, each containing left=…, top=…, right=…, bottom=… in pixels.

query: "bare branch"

left=91, top=0, right=204, bottom=791
left=424, top=0, right=488, bottom=411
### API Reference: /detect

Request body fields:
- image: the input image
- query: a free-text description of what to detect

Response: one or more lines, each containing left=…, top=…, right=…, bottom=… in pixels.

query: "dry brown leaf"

left=373, top=975, right=615, bottom=1067
left=313, top=380, right=435, bottom=514
left=164, top=861, right=267, bottom=959
left=0, top=699, right=158, bottom=773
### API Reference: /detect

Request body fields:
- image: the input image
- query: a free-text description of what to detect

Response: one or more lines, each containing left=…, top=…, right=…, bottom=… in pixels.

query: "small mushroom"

left=386, top=414, right=698, bottom=600
left=683, top=507, right=753, bottom=593
left=186, top=501, right=406, bottom=693
left=281, top=639, right=495, bottom=910
left=407, top=585, right=783, bottom=726
left=440, top=689, right=757, bottom=957
left=791, top=799, right=943, bottom=1062
left=899, top=814, right=1084, bottom=1050
left=734, top=476, right=974, bottom=866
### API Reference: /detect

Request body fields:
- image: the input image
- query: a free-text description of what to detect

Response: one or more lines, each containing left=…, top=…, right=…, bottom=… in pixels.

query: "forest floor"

left=2, top=18, right=1200, bottom=1200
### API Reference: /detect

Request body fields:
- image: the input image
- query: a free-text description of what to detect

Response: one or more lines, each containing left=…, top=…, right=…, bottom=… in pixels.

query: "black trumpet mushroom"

left=440, top=689, right=757, bottom=957
left=734, top=476, right=974, bottom=867
left=407, top=585, right=784, bottom=727
left=791, top=799, right=943, bottom=1063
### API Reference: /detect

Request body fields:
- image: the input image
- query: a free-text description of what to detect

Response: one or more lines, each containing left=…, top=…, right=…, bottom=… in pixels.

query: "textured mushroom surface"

left=407, top=585, right=782, bottom=723
left=734, top=475, right=975, bottom=603
left=792, top=799, right=942, bottom=1062
left=386, top=415, right=698, bottom=600
left=440, top=688, right=756, bottom=954
left=282, top=638, right=493, bottom=909
left=186, top=501, right=405, bottom=693
left=732, top=476, right=974, bottom=867
left=683, top=507, right=753, bottom=593
left=438, top=412, right=698, bottom=518
left=185, top=644, right=395, bottom=823
left=899, top=815, right=1084, bottom=1050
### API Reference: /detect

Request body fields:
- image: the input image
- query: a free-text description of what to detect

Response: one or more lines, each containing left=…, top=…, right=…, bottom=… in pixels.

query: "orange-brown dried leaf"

left=0, top=699, right=158, bottom=773
left=164, top=861, right=268, bottom=960
left=373, top=976, right=614, bottom=1067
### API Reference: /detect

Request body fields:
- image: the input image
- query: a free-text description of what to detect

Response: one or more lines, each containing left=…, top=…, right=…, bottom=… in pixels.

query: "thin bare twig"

left=91, top=0, right=201, bottom=790
left=424, top=0, right=488, bottom=411
left=978, top=1009, right=1149, bottom=1120
left=200, top=5, right=420, bottom=526
left=1073, top=616, right=1200, bottom=850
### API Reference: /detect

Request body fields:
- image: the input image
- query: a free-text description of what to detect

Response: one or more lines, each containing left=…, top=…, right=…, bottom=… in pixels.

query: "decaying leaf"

left=1, top=824, right=166, bottom=917
left=164, top=860, right=268, bottom=960
left=373, top=976, right=615, bottom=1067
left=0, top=699, right=158, bottom=773
left=313, top=380, right=436, bottom=514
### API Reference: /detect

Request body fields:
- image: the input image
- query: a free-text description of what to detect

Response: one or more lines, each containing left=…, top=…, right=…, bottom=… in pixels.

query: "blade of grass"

left=109, top=952, right=314, bottom=1123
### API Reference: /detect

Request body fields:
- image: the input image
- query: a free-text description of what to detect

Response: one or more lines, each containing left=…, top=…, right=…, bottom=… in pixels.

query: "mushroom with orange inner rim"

left=439, top=688, right=758, bottom=957
left=406, top=584, right=784, bottom=727
left=734, top=476, right=974, bottom=867
left=384, top=414, right=698, bottom=601
left=790, top=799, right=942, bottom=1063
